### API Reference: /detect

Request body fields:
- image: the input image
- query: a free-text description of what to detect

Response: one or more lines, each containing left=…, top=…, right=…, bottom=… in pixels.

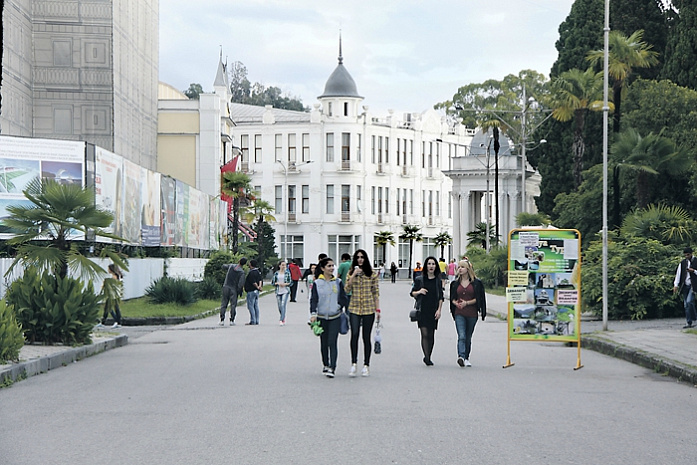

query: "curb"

left=0, top=334, right=128, bottom=386
left=582, top=334, right=697, bottom=386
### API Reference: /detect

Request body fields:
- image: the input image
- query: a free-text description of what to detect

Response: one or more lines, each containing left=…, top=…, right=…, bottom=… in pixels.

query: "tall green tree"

left=184, top=83, right=203, bottom=100
left=551, top=0, right=605, bottom=78
left=466, top=222, right=498, bottom=250
left=228, top=60, right=307, bottom=111
left=587, top=30, right=659, bottom=133
left=400, top=225, right=423, bottom=279
left=662, top=0, right=697, bottom=90
left=242, top=199, right=276, bottom=273
left=550, top=67, right=607, bottom=189
left=222, top=171, right=253, bottom=254
left=433, top=231, right=452, bottom=259
left=374, top=230, right=395, bottom=265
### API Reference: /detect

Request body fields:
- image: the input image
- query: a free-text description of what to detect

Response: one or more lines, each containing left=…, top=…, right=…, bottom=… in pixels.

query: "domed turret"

left=318, top=34, right=363, bottom=118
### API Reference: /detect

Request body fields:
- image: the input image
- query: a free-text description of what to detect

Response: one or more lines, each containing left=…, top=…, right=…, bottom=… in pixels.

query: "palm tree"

left=433, top=231, right=452, bottom=259
left=467, top=222, right=498, bottom=249
left=587, top=30, right=659, bottom=133
left=400, top=225, right=423, bottom=279
left=551, top=68, right=608, bottom=189
left=1, top=179, right=128, bottom=282
left=241, top=198, right=276, bottom=271
left=221, top=171, right=253, bottom=254
left=374, top=230, right=395, bottom=265
left=621, top=204, right=695, bottom=246
left=611, top=128, right=689, bottom=210
left=516, top=212, right=551, bottom=227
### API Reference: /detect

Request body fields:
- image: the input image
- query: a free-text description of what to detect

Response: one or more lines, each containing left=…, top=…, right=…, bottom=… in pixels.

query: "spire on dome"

left=338, top=31, right=343, bottom=65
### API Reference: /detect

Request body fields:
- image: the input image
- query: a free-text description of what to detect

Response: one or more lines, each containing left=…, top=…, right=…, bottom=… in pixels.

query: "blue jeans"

left=681, top=287, right=697, bottom=324
left=246, top=290, right=260, bottom=324
left=454, top=315, right=478, bottom=360
left=276, top=292, right=289, bottom=322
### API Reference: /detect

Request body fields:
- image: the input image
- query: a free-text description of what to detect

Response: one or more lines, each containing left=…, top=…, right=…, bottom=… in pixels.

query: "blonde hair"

left=458, top=260, right=476, bottom=281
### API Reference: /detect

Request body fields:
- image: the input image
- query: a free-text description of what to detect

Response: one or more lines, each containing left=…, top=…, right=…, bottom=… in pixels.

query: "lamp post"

left=276, top=159, right=313, bottom=261
left=481, top=138, right=493, bottom=251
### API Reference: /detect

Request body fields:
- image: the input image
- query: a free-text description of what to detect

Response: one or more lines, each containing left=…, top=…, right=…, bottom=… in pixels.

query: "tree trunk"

left=572, top=111, right=586, bottom=189
left=408, top=241, right=413, bottom=279
left=613, top=81, right=622, bottom=133
left=232, top=197, right=240, bottom=253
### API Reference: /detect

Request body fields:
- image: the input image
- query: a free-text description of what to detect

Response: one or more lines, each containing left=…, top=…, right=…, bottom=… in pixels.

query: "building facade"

left=0, top=0, right=158, bottom=170
left=233, top=49, right=475, bottom=270
left=157, top=57, right=235, bottom=198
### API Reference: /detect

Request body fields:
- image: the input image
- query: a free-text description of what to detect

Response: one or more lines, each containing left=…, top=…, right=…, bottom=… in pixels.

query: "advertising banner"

left=507, top=229, right=581, bottom=343
left=95, top=147, right=123, bottom=240
left=120, top=159, right=143, bottom=244
left=160, top=176, right=176, bottom=246
left=141, top=167, right=161, bottom=247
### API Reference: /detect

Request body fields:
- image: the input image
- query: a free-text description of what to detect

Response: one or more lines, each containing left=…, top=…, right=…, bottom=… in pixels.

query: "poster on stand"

left=507, top=229, right=581, bottom=343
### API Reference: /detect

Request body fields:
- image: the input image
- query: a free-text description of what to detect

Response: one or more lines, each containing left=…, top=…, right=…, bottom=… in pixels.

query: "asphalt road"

left=1, top=281, right=695, bottom=465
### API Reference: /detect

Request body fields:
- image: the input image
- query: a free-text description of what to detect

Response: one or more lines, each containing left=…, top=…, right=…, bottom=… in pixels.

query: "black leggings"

left=420, top=326, right=435, bottom=362
left=349, top=312, right=375, bottom=366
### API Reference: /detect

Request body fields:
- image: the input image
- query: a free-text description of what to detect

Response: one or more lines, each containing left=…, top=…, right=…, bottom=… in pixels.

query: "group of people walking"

left=217, top=250, right=486, bottom=378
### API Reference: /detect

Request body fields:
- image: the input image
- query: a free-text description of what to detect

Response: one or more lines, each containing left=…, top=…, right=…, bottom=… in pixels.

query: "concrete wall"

left=0, top=257, right=207, bottom=300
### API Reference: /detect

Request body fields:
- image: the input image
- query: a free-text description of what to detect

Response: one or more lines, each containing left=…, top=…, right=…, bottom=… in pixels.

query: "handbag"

left=373, top=323, right=382, bottom=354
left=339, top=311, right=349, bottom=335
left=409, top=295, right=422, bottom=322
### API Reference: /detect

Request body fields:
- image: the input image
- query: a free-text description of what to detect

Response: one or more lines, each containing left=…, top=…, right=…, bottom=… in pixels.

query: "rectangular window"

left=344, top=102, right=349, bottom=116
left=275, top=185, right=283, bottom=213
left=422, top=190, right=426, bottom=217
left=341, top=133, right=350, bottom=161
left=302, top=185, right=310, bottom=214
left=371, top=135, right=376, bottom=164
left=378, top=136, right=383, bottom=164
left=422, top=142, right=426, bottom=168
left=422, top=238, right=437, bottom=259
left=399, top=240, right=410, bottom=268
left=357, top=185, right=363, bottom=213
left=328, top=235, right=361, bottom=263
left=358, top=134, right=362, bottom=162
left=436, top=143, right=440, bottom=168
left=280, top=235, right=305, bottom=264
left=396, top=188, right=401, bottom=215
left=326, top=184, right=334, bottom=214
left=428, top=190, right=433, bottom=217
left=240, top=135, right=249, bottom=162
left=436, top=190, right=440, bottom=216
left=341, top=184, right=350, bottom=213
left=302, top=133, right=310, bottom=162
left=288, top=185, right=296, bottom=214
left=275, top=134, right=282, bottom=162
left=371, top=186, right=376, bottom=215
left=378, top=187, right=383, bottom=214
left=326, top=133, right=334, bottom=162
left=385, top=137, right=389, bottom=164
left=254, top=134, right=262, bottom=163
left=409, top=140, right=414, bottom=166
left=403, top=138, right=408, bottom=166
left=402, top=189, right=407, bottom=216
left=385, top=188, right=389, bottom=214
left=409, top=189, right=414, bottom=215
left=288, top=133, right=297, bottom=163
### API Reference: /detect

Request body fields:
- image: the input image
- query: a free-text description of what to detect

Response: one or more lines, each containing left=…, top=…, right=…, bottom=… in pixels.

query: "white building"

left=233, top=45, right=476, bottom=270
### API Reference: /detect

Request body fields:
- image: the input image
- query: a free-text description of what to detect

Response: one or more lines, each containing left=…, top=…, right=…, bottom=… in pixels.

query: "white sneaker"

left=111, top=323, right=121, bottom=328
left=361, top=365, right=370, bottom=377
left=464, top=359, right=472, bottom=367
left=218, top=320, right=225, bottom=326
left=279, top=320, right=285, bottom=326
left=348, top=364, right=357, bottom=377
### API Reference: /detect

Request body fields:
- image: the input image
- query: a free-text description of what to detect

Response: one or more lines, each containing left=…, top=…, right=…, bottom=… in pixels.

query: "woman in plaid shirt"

left=345, top=249, right=380, bottom=377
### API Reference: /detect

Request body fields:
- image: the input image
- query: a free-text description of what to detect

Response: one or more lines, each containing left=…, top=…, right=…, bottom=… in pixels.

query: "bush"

left=0, top=300, right=24, bottom=362
left=196, top=277, right=222, bottom=300
left=583, top=236, right=680, bottom=320
left=466, top=245, right=508, bottom=288
left=5, top=269, right=100, bottom=345
left=146, top=277, right=197, bottom=305
left=204, top=251, right=241, bottom=286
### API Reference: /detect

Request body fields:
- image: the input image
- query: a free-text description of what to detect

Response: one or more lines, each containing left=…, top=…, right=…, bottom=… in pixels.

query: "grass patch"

left=486, top=286, right=506, bottom=297
left=120, top=298, right=221, bottom=318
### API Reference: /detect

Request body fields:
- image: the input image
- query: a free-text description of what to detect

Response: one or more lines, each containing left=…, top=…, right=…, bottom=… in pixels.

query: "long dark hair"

left=423, top=256, right=441, bottom=280
left=351, top=249, right=373, bottom=277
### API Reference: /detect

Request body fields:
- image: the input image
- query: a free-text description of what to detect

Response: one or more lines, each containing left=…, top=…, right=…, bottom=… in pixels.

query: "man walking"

left=337, top=253, right=353, bottom=307
left=220, top=257, right=247, bottom=326
left=673, top=247, right=697, bottom=329
left=244, top=259, right=263, bottom=325
left=288, top=259, right=302, bottom=302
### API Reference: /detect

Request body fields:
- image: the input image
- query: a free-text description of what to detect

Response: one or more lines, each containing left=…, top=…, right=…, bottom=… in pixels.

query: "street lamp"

left=276, top=159, right=313, bottom=261
left=480, top=136, right=494, bottom=251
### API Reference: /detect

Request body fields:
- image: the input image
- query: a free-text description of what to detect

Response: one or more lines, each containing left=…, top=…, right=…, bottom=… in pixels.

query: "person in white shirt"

left=673, top=247, right=697, bottom=329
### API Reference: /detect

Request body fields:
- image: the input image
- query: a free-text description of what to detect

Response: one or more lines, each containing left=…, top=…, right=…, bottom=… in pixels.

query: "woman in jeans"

left=345, top=249, right=380, bottom=377
left=272, top=261, right=291, bottom=325
left=310, top=257, right=348, bottom=378
left=449, top=259, right=486, bottom=367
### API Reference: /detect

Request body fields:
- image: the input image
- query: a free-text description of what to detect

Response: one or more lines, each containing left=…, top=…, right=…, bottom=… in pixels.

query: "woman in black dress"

left=410, top=256, right=444, bottom=366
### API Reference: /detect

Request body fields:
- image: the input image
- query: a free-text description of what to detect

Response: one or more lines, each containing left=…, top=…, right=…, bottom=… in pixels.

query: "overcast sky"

left=159, top=0, right=576, bottom=116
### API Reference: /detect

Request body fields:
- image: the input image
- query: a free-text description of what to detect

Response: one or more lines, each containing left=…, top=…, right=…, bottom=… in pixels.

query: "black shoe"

left=325, top=368, right=335, bottom=378
left=423, top=357, right=434, bottom=366
left=683, top=323, right=693, bottom=329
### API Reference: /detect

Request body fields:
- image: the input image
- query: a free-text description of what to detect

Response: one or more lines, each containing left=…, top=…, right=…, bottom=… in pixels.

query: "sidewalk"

left=2, top=284, right=696, bottom=386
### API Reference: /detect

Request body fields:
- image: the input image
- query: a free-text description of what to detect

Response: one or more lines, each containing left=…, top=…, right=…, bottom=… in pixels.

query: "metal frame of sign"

left=504, top=228, right=583, bottom=370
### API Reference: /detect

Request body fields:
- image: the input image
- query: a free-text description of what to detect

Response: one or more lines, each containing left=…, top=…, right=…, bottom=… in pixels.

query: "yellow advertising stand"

left=503, top=228, right=583, bottom=370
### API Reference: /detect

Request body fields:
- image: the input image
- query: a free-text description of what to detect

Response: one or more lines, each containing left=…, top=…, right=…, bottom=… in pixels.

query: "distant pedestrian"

left=244, top=259, right=263, bottom=325
left=99, top=263, right=123, bottom=328
left=310, top=257, right=348, bottom=378
left=673, top=247, right=697, bottom=329
left=220, top=257, right=247, bottom=326
left=410, top=256, right=443, bottom=366
left=390, top=262, right=398, bottom=283
left=302, top=263, right=317, bottom=295
left=449, top=259, right=486, bottom=368
left=345, top=249, right=380, bottom=377
left=413, top=262, right=423, bottom=282
left=447, top=259, right=457, bottom=282
left=336, top=252, right=353, bottom=308
left=288, top=259, right=302, bottom=302
left=272, top=261, right=292, bottom=325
